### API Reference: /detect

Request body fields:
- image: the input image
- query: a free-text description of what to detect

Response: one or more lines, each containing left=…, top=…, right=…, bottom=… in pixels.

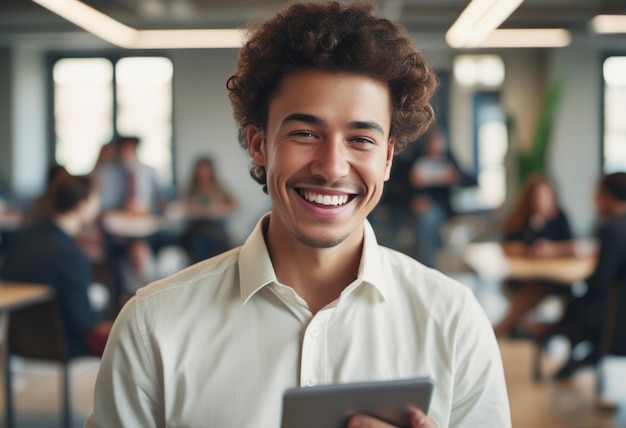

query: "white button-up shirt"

left=86, top=215, right=511, bottom=427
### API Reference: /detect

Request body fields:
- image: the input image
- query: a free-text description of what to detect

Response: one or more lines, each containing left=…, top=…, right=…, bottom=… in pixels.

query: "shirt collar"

left=353, top=220, right=389, bottom=302
left=239, top=213, right=277, bottom=304
left=238, top=214, right=389, bottom=304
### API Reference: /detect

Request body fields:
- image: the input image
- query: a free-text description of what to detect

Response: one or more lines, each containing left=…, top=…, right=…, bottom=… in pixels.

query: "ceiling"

left=1, top=0, right=625, bottom=47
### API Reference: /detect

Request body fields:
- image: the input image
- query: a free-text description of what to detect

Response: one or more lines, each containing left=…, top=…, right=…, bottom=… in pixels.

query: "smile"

left=298, top=189, right=351, bottom=206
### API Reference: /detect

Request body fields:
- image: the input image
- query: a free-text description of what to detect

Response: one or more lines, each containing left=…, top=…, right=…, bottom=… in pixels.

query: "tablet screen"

left=281, top=376, right=435, bottom=428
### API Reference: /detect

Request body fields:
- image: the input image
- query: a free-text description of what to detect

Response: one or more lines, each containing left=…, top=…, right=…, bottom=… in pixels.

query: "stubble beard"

left=291, top=226, right=350, bottom=249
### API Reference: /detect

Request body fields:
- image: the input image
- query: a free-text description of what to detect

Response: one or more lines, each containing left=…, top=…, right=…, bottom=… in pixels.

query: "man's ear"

left=247, top=125, right=266, bottom=167
left=384, top=138, right=395, bottom=181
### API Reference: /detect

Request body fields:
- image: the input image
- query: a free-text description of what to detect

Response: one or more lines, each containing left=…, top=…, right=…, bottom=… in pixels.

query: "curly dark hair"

left=227, top=0, right=438, bottom=189
left=600, top=172, right=626, bottom=202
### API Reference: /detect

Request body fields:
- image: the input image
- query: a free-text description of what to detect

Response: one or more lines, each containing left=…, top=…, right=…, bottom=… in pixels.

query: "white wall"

left=548, top=47, right=602, bottom=237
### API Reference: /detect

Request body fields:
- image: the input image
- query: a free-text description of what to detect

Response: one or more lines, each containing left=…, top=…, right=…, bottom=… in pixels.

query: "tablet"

left=280, top=376, right=435, bottom=428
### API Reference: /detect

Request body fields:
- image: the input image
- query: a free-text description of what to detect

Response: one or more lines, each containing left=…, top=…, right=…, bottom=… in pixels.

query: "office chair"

left=6, top=298, right=74, bottom=428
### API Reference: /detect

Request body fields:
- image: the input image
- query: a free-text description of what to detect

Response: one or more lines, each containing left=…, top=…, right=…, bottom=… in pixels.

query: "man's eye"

left=291, top=131, right=316, bottom=138
left=352, top=137, right=375, bottom=144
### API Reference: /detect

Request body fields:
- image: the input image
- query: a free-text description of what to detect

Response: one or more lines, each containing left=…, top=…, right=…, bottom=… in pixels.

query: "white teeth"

left=301, top=190, right=349, bottom=206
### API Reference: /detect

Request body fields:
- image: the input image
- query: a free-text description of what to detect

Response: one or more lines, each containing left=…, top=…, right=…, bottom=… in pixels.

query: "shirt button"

left=306, top=379, right=315, bottom=387
left=310, top=327, right=319, bottom=337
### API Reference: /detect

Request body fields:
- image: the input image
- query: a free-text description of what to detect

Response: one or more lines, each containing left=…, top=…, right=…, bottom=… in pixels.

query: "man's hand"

left=347, top=407, right=437, bottom=428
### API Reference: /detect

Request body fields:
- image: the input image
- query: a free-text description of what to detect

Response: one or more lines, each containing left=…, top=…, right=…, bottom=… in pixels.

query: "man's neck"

left=264, top=219, right=364, bottom=315
left=53, top=212, right=80, bottom=237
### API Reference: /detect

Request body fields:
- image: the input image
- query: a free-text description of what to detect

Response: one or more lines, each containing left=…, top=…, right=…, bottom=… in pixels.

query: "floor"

left=1, top=250, right=626, bottom=427
left=503, top=339, right=626, bottom=427
left=0, top=356, right=99, bottom=428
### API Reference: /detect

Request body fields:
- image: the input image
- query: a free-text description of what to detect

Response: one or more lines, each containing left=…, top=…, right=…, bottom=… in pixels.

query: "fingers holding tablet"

left=347, top=407, right=438, bottom=428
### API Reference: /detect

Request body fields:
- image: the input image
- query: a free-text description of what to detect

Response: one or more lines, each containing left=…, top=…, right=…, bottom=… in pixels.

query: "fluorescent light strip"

left=33, top=0, right=137, bottom=47
left=591, top=14, right=626, bottom=34
left=479, top=29, right=572, bottom=48
left=32, top=0, right=245, bottom=49
left=137, top=30, right=244, bottom=49
left=446, top=0, right=524, bottom=48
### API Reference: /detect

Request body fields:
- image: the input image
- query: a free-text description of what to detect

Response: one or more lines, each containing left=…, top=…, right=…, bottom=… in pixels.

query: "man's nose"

left=310, top=137, right=350, bottom=182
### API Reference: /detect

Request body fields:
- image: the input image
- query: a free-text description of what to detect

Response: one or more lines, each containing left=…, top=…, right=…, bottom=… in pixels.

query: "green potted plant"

left=509, top=77, right=565, bottom=186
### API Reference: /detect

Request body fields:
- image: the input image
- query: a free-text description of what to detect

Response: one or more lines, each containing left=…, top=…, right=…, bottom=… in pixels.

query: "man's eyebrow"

left=282, top=114, right=385, bottom=136
left=282, top=113, right=324, bottom=126
left=348, top=121, right=385, bottom=136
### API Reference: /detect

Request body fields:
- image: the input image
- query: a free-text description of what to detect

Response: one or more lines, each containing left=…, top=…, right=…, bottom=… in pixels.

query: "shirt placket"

left=299, top=308, right=332, bottom=387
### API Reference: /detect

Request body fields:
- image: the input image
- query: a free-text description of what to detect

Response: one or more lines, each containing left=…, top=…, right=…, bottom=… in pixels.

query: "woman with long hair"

left=494, top=173, right=575, bottom=337
left=181, top=156, right=237, bottom=263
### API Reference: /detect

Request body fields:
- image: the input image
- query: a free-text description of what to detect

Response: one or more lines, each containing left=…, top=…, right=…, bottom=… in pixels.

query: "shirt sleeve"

left=85, top=297, right=164, bottom=428
left=449, top=289, right=512, bottom=427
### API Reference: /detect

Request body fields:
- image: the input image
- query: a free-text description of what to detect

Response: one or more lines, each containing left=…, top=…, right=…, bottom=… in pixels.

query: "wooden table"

left=101, top=204, right=186, bottom=238
left=0, top=282, right=53, bottom=428
left=462, top=241, right=596, bottom=285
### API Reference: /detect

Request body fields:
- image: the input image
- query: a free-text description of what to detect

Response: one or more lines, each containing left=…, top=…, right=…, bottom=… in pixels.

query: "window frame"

left=600, top=52, right=626, bottom=174
left=45, top=50, right=176, bottom=186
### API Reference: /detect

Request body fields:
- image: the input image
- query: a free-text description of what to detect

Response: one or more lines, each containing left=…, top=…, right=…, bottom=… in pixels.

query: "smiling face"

left=248, top=69, right=394, bottom=249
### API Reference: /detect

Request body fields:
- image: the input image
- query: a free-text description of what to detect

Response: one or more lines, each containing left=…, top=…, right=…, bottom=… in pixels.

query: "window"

left=473, top=92, right=508, bottom=209
left=451, top=55, right=507, bottom=211
left=52, top=56, right=174, bottom=181
left=603, top=56, right=626, bottom=173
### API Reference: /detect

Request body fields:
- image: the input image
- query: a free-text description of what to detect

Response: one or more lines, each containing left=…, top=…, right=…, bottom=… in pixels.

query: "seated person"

left=180, top=156, right=237, bottom=263
left=23, top=164, right=106, bottom=263
left=1, top=172, right=112, bottom=357
left=494, top=174, right=575, bottom=337
left=545, top=172, right=626, bottom=379
left=22, top=164, right=69, bottom=225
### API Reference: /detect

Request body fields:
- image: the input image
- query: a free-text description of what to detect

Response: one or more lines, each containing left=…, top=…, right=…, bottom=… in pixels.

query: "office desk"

left=102, top=212, right=163, bottom=238
left=102, top=208, right=185, bottom=238
left=0, top=282, right=53, bottom=428
left=462, top=241, right=596, bottom=285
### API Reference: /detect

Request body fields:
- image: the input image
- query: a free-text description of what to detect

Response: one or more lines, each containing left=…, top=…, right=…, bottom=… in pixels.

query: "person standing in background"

left=97, top=135, right=170, bottom=291
left=410, top=125, right=475, bottom=267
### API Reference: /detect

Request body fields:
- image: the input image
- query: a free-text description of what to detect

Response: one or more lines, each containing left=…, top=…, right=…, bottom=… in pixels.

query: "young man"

left=86, top=2, right=511, bottom=427
left=1, top=172, right=111, bottom=357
